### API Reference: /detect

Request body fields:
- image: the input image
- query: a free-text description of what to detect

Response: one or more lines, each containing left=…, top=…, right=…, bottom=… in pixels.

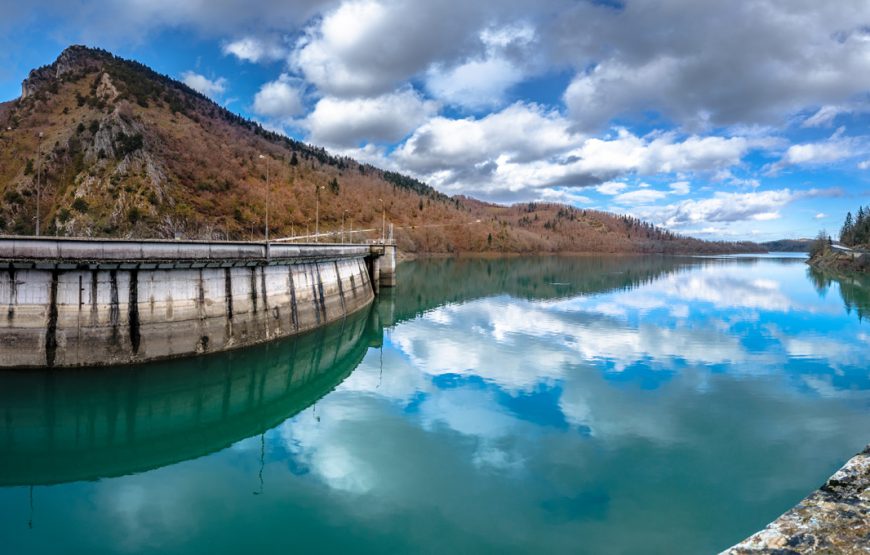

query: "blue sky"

left=2, top=0, right=869, bottom=241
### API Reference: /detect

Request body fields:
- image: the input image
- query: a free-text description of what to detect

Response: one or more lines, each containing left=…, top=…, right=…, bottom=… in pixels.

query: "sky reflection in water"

left=2, top=255, right=869, bottom=554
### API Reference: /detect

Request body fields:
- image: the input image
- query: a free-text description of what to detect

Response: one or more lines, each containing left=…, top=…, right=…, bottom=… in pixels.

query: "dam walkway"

left=0, top=236, right=397, bottom=369
left=0, top=236, right=396, bottom=285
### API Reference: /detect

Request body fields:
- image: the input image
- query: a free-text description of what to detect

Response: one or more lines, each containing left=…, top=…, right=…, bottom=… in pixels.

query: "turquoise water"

left=1, top=255, right=869, bottom=554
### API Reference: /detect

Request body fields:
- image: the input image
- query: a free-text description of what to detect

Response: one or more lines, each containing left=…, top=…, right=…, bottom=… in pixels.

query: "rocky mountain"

left=0, top=45, right=762, bottom=254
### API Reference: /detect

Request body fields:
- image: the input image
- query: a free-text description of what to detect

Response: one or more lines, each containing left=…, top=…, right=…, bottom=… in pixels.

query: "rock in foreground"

left=723, top=445, right=870, bottom=554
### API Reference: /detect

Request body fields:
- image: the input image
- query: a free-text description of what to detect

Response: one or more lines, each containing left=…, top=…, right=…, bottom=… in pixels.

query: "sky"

left=1, top=0, right=869, bottom=241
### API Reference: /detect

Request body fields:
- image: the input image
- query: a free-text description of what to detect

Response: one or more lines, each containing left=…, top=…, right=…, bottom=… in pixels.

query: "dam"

left=0, top=304, right=386, bottom=486
left=0, top=237, right=396, bottom=368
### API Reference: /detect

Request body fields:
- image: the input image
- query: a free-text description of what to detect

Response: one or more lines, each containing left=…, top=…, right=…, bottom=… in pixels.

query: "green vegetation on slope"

left=839, top=206, right=870, bottom=248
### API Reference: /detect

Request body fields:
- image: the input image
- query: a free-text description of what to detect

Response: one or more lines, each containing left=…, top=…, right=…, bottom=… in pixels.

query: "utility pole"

left=342, top=209, right=348, bottom=243
left=36, top=132, right=43, bottom=236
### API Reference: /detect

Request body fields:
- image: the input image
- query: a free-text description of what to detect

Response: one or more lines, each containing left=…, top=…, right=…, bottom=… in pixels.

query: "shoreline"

left=807, top=249, right=869, bottom=274
left=723, top=445, right=870, bottom=554
left=396, top=249, right=771, bottom=262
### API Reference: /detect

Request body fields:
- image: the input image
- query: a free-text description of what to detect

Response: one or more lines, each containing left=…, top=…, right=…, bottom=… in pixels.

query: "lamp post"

left=258, top=154, right=270, bottom=244
left=378, top=198, right=385, bottom=243
left=36, top=132, right=43, bottom=236
left=341, top=209, right=349, bottom=243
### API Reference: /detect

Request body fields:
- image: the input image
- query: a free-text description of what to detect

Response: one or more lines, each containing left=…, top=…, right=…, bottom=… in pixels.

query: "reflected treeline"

left=0, top=305, right=383, bottom=486
left=808, top=267, right=870, bottom=321
left=0, top=255, right=808, bottom=488
left=385, top=256, right=696, bottom=324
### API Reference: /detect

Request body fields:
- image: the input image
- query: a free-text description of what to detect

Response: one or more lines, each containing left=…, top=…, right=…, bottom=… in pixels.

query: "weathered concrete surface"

left=0, top=238, right=381, bottom=368
left=379, top=243, right=398, bottom=287
left=723, top=445, right=870, bottom=554
left=0, top=237, right=375, bottom=267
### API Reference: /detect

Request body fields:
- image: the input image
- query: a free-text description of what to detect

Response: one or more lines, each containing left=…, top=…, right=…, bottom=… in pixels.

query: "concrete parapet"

left=0, top=237, right=376, bottom=268
left=0, top=242, right=377, bottom=368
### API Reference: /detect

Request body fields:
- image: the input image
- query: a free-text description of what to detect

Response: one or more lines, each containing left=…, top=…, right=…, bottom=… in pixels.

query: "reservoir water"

left=1, top=254, right=869, bottom=554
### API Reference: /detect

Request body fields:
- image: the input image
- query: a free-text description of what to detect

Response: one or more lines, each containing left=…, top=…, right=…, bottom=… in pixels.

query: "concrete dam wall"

left=0, top=238, right=394, bottom=368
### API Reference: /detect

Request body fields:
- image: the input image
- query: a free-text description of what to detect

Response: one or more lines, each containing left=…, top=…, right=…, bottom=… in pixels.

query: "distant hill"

left=0, top=45, right=762, bottom=255
left=761, top=239, right=813, bottom=252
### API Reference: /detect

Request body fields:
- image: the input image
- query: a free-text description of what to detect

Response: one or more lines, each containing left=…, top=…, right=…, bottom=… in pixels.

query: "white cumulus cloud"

left=180, top=71, right=227, bottom=98
left=631, top=189, right=841, bottom=229
left=222, top=36, right=288, bottom=63
left=252, top=74, right=305, bottom=119
left=767, top=129, right=864, bottom=174
left=613, top=189, right=668, bottom=205
left=669, top=181, right=691, bottom=195
left=291, top=0, right=492, bottom=97
left=306, top=88, right=438, bottom=147
left=426, top=57, right=523, bottom=110
left=394, top=111, right=764, bottom=201
left=425, top=23, right=537, bottom=110
left=596, top=181, right=628, bottom=195
left=558, top=1, right=870, bottom=130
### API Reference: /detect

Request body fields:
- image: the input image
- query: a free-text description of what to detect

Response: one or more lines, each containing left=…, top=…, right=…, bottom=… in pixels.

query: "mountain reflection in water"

left=0, top=256, right=680, bottom=487
left=0, top=305, right=381, bottom=486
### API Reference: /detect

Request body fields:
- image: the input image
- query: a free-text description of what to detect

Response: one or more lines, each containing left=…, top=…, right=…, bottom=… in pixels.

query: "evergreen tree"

left=841, top=211, right=854, bottom=245
left=858, top=206, right=869, bottom=246
left=839, top=206, right=870, bottom=246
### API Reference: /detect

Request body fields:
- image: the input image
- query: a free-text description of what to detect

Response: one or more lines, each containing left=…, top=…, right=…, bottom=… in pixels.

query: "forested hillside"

left=839, top=207, right=870, bottom=247
left=0, top=46, right=761, bottom=255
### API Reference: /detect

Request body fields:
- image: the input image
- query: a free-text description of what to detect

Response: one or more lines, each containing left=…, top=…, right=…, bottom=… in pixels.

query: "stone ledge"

left=723, top=445, right=870, bottom=554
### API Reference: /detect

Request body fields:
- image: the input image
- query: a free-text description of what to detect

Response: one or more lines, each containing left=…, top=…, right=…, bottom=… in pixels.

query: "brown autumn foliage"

left=0, top=46, right=762, bottom=255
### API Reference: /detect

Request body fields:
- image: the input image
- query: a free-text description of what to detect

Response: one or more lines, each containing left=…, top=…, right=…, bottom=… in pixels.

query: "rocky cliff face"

left=21, top=45, right=110, bottom=99
left=3, top=49, right=175, bottom=237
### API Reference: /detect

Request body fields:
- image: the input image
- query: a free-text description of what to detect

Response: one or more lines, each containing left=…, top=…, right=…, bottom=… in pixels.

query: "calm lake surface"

left=2, top=254, right=869, bottom=554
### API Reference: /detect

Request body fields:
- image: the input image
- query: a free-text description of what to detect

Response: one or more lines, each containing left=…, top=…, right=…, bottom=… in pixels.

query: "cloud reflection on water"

left=9, top=256, right=870, bottom=555
left=278, top=257, right=870, bottom=507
